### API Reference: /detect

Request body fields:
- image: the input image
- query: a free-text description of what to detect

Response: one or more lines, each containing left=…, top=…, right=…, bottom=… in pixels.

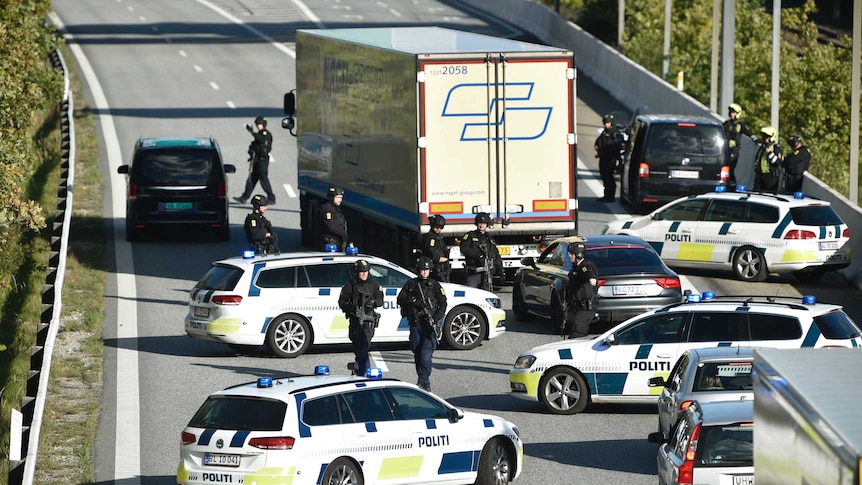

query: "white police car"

left=184, top=248, right=506, bottom=357
left=509, top=293, right=862, bottom=414
left=602, top=187, right=851, bottom=282
left=176, top=367, right=523, bottom=485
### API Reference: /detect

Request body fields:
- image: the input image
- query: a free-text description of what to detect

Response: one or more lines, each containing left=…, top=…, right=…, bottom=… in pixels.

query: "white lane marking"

left=127, top=6, right=134, bottom=12
left=283, top=183, right=297, bottom=198
left=389, top=8, right=402, bottom=17
left=193, top=65, right=202, bottom=72
left=139, top=16, right=146, bottom=22
left=209, top=81, right=219, bottom=90
left=226, top=100, right=236, bottom=109
left=179, top=50, right=188, bottom=58
left=49, top=12, right=141, bottom=484
left=369, top=352, right=388, bottom=372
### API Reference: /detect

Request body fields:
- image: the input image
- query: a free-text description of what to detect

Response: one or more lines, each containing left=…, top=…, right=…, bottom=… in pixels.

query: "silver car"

left=648, top=347, right=754, bottom=441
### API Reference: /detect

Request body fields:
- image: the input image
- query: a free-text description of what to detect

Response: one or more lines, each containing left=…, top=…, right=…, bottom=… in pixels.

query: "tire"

left=539, top=366, right=589, bottom=415
left=442, top=306, right=486, bottom=350
left=549, top=293, right=565, bottom=335
left=476, top=437, right=512, bottom=485
left=226, top=344, right=259, bottom=355
left=512, top=285, right=530, bottom=320
left=321, top=457, right=363, bottom=485
left=732, top=246, right=768, bottom=282
left=266, top=314, right=313, bottom=358
left=793, top=268, right=826, bottom=283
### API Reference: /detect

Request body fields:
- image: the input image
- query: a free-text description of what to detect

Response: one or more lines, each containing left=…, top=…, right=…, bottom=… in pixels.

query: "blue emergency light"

left=702, top=291, right=716, bottom=300
left=345, top=243, right=359, bottom=255
left=366, top=368, right=383, bottom=379
left=314, top=365, right=330, bottom=376
left=794, top=192, right=805, bottom=199
left=242, top=249, right=256, bottom=259
left=686, top=293, right=702, bottom=303
left=324, top=244, right=338, bottom=252
left=802, top=295, right=817, bottom=305
left=714, top=185, right=727, bottom=192
left=736, top=185, right=747, bottom=192
left=257, top=377, right=273, bottom=388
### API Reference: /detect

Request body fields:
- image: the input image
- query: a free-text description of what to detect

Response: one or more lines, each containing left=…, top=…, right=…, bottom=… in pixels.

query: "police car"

left=602, top=188, right=851, bottom=282
left=176, top=367, right=523, bottom=485
left=509, top=293, right=862, bottom=415
left=184, top=248, right=506, bottom=357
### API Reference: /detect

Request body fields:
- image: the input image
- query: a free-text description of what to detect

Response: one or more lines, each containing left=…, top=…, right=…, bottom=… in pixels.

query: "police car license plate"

left=613, top=285, right=647, bottom=296
left=162, top=202, right=193, bottom=210
left=498, top=246, right=511, bottom=255
left=670, top=170, right=698, bottom=179
left=819, top=241, right=838, bottom=250
left=732, top=475, right=753, bottom=485
left=194, top=306, right=209, bottom=318
left=204, top=453, right=240, bottom=467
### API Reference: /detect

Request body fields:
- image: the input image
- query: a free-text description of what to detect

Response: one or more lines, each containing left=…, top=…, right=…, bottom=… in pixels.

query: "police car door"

left=298, top=262, right=356, bottom=340
left=641, top=198, right=708, bottom=264
left=694, top=199, right=747, bottom=265
left=369, top=263, right=413, bottom=339
left=593, top=312, right=687, bottom=399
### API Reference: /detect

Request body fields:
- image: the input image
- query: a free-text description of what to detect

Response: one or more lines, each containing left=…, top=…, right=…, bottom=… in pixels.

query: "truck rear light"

left=784, top=230, right=816, bottom=239
left=677, top=422, right=701, bottom=484
left=654, top=277, right=681, bottom=289
left=249, top=436, right=295, bottom=450
left=720, top=166, right=730, bottom=182
left=638, top=163, right=649, bottom=178
left=212, top=295, right=243, bottom=305
left=128, top=182, right=138, bottom=202
left=181, top=431, right=196, bottom=445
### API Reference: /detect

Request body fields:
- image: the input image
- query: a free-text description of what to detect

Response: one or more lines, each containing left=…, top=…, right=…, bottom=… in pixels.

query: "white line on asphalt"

left=283, top=183, right=297, bottom=198
left=226, top=100, right=236, bottom=109
left=369, top=352, right=388, bottom=372
left=179, top=50, right=188, bottom=58
left=193, top=65, right=202, bottom=72
left=209, top=81, right=219, bottom=90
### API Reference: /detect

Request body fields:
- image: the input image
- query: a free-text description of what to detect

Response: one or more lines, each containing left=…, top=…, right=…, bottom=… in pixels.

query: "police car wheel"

left=732, top=246, right=767, bottom=282
left=539, top=367, right=589, bottom=415
left=266, top=313, right=312, bottom=358
left=321, top=457, right=364, bottom=485
left=476, top=437, right=512, bottom=485
left=442, top=306, right=486, bottom=350
left=512, top=285, right=531, bottom=320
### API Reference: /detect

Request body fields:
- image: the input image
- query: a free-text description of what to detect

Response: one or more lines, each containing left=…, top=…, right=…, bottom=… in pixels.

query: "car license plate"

left=613, top=285, right=647, bottom=296
left=194, top=306, right=209, bottom=318
left=670, top=170, right=698, bottom=179
left=162, top=202, right=193, bottom=210
left=498, top=246, right=511, bottom=256
left=204, top=453, right=240, bottom=468
left=819, top=241, right=838, bottom=250
left=732, top=475, right=753, bottom=485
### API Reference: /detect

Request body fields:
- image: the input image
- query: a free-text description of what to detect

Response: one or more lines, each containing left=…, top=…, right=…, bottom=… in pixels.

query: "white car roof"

left=211, top=374, right=405, bottom=400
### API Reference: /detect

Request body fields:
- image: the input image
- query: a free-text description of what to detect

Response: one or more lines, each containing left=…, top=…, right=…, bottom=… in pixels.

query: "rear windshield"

left=586, top=246, right=668, bottom=275
left=132, top=149, right=220, bottom=186
left=188, top=396, right=286, bottom=431
left=693, top=362, right=753, bottom=392
left=695, top=424, right=753, bottom=467
left=194, top=264, right=243, bottom=291
left=790, top=205, right=844, bottom=226
left=649, top=123, right=725, bottom=156
left=814, top=310, right=862, bottom=339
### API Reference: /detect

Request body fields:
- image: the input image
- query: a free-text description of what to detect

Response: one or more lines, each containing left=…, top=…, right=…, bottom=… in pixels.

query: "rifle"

left=353, top=291, right=379, bottom=336
left=478, top=242, right=495, bottom=292
left=414, top=281, right=442, bottom=341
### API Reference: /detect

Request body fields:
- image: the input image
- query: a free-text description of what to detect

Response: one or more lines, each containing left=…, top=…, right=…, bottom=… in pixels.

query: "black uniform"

left=318, top=200, right=348, bottom=251
left=397, top=276, right=447, bottom=391
left=338, top=275, right=384, bottom=376
left=239, top=128, right=275, bottom=203
left=723, top=118, right=753, bottom=182
left=243, top=212, right=279, bottom=255
left=459, top=229, right=502, bottom=290
left=754, top=142, right=784, bottom=192
left=595, top=126, right=623, bottom=201
left=564, top=258, right=598, bottom=338
left=783, top=144, right=811, bottom=194
left=420, top=230, right=450, bottom=282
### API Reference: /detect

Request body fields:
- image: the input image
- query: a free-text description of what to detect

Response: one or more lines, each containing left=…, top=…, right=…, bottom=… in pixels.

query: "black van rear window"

left=814, top=310, right=862, bottom=339
left=650, top=124, right=724, bottom=156
left=133, top=149, right=218, bottom=186
left=790, top=205, right=844, bottom=226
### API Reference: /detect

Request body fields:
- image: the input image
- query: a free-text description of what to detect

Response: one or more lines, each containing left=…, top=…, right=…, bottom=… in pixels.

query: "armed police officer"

left=595, top=113, right=623, bottom=203
left=753, top=126, right=784, bottom=192
left=243, top=194, right=280, bottom=255
left=397, top=257, right=447, bottom=392
left=723, top=103, right=754, bottom=184
left=234, top=116, right=276, bottom=205
left=563, top=242, right=597, bottom=339
left=420, top=214, right=450, bottom=282
left=782, top=136, right=811, bottom=194
left=338, top=259, right=384, bottom=377
left=459, top=212, right=502, bottom=291
left=318, top=186, right=348, bottom=251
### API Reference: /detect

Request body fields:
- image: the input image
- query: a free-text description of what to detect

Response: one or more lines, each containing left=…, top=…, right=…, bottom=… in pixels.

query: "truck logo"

left=441, top=82, right=553, bottom=141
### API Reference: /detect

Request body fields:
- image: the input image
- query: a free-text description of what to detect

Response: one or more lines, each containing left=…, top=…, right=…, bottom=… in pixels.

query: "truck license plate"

left=204, top=453, right=240, bottom=467
left=498, top=247, right=511, bottom=256
left=732, top=476, right=753, bottom=485
left=670, top=170, right=698, bottom=179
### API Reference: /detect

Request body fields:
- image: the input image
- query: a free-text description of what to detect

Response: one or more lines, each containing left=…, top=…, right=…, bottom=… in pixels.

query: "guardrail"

left=8, top=47, right=75, bottom=485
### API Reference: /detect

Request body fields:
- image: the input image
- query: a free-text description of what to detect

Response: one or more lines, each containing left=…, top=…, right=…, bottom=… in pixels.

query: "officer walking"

left=318, top=186, right=349, bottom=251
left=234, top=116, right=276, bottom=205
left=420, top=215, right=450, bottom=282
left=563, top=242, right=598, bottom=339
left=723, top=103, right=754, bottom=184
left=243, top=195, right=279, bottom=255
left=753, top=126, right=784, bottom=192
left=397, top=256, right=447, bottom=392
left=459, top=212, right=502, bottom=291
left=782, top=136, right=811, bottom=194
left=595, top=113, right=623, bottom=203
left=338, top=259, right=384, bottom=377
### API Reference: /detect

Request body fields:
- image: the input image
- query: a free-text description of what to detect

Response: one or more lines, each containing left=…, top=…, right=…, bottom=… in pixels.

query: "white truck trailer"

left=282, top=27, right=578, bottom=273
left=752, top=348, right=862, bottom=485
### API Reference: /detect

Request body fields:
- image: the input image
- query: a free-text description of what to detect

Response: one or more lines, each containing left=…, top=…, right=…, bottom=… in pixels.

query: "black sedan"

left=512, top=235, right=685, bottom=329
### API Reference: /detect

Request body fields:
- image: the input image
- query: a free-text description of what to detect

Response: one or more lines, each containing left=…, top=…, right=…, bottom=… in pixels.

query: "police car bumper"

left=184, top=315, right=264, bottom=346
left=509, top=368, right=541, bottom=401
left=488, top=310, right=507, bottom=338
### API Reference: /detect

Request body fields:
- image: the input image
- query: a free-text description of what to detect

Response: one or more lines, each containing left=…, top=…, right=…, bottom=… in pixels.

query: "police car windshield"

left=189, top=396, right=286, bottom=431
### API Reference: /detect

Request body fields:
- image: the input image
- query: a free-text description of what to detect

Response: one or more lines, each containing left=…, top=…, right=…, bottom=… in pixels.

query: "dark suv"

left=620, top=115, right=729, bottom=214
left=117, top=137, right=235, bottom=241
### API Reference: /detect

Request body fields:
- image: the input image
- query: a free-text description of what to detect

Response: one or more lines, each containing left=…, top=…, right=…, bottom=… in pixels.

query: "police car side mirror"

left=605, top=334, right=617, bottom=346
left=447, top=407, right=464, bottom=423
left=648, top=376, right=666, bottom=387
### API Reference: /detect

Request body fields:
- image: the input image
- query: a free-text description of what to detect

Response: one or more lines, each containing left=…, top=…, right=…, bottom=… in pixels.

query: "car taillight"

left=638, top=162, right=649, bottom=178
left=843, top=228, right=850, bottom=238
left=248, top=437, right=295, bottom=450
left=212, top=295, right=243, bottom=305
left=720, top=166, right=730, bottom=182
left=128, top=182, right=138, bottom=202
left=218, top=181, right=227, bottom=197
left=181, top=431, right=196, bottom=445
left=677, top=422, right=701, bottom=484
left=784, top=229, right=816, bottom=239
left=654, top=277, right=681, bottom=289
left=596, top=279, right=607, bottom=287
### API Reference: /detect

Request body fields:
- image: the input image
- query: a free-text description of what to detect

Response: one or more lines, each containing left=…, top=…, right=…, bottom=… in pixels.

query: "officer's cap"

left=417, top=256, right=433, bottom=271
left=430, top=214, right=446, bottom=228
left=354, top=259, right=370, bottom=273
left=328, top=187, right=345, bottom=200
left=788, top=135, right=802, bottom=146
left=474, top=212, right=491, bottom=225
left=602, top=114, right=614, bottom=123
left=254, top=116, right=267, bottom=126
left=568, top=242, right=586, bottom=258
left=251, top=194, right=269, bottom=209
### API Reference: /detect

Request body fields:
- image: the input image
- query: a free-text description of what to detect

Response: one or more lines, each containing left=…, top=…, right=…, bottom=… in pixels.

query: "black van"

left=620, top=115, right=728, bottom=214
left=117, top=137, right=236, bottom=241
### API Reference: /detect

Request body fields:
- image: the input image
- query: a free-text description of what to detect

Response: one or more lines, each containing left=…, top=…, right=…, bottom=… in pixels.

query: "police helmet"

left=728, top=103, right=742, bottom=115
left=567, top=242, right=586, bottom=259
left=602, top=113, right=614, bottom=124
left=788, top=135, right=802, bottom=146
left=475, top=212, right=491, bottom=225
left=760, top=126, right=776, bottom=139
left=417, top=256, right=433, bottom=271
left=254, top=116, right=267, bottom=127
left=354, top=259, right=370, bottom=273
left=251, top=194, right=269, bottom=209
left=327, top=187, right=345, bottom=200
left=430, top=214, right=446, bottom=228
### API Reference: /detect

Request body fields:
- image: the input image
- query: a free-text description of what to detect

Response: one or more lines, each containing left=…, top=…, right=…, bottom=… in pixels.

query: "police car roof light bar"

left=366, top=368, right=383, bottom=379
left=257, top=377, right=273, bottom=388
left=686, top=293, right=702, bottom=303
left=242, top=249, right=256, bottom=259
left=702, top=291, right=716, bottom=300
left=324, top=243, right=338, bottom=252
left=345, top=243, right=359, bottom=255
left=736, top=185, right=748, bottom=192
left=714, top=185, right=727, bottom=192
left=794, top=192, right=805, bottom=199
left=314, top=365, right=331, bottom=375
left=802, top=295, right=816, bottom=304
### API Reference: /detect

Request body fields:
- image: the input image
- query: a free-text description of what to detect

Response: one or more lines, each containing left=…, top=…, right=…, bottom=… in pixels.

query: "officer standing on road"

left=318, top=186, right=348, bottom=251
left=563, top=242, right=597, bottom=339
left=723, top=103, right=754, bottom=184
left=338, top=259, right=384, bottom=377
left=460, top=212, right=502, bottom=291
left=754, top=126, right=784, bottom=192
left=420, top=215, right=450, bottom=282
left=234, top=116, right=276, bottom=205
left=397, top=256, right=447, bottom=392
left=595, top=114, right=623, bottom=202
left=782, top=135, right=811, bottom=194
left=243, top=194, right=279, bottom=255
